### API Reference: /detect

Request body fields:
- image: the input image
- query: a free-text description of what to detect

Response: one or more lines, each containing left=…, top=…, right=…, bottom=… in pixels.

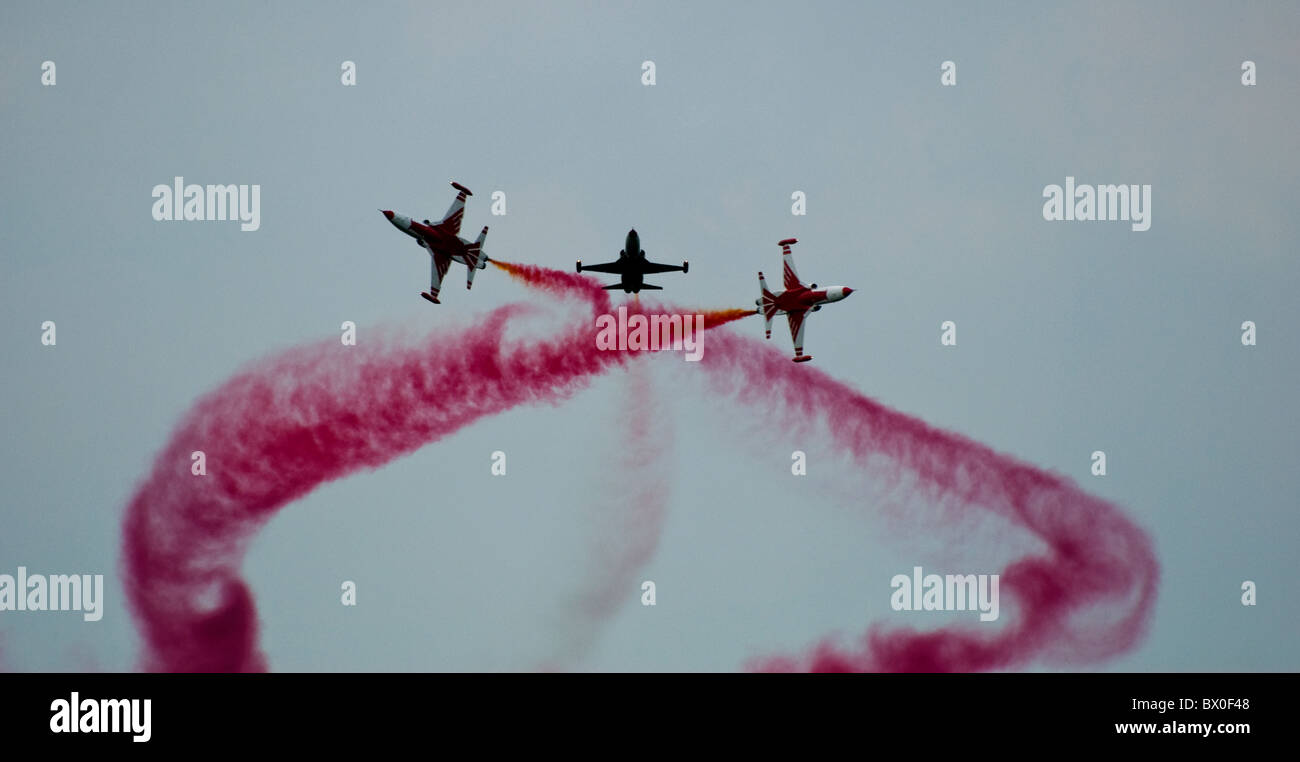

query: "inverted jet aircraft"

left=381, top=181, right=489, bottom=304
left=756, top=238, right=853, bottom=362
left=576, top=229, right=688, bottom=293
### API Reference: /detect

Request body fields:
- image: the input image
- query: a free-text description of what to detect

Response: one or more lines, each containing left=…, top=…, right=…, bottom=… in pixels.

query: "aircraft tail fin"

left=464, top=226, right=489, bottom=289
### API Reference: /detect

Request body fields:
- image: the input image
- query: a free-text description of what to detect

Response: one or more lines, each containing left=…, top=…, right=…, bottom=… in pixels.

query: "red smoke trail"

left=122, top=263, right=744, bottom=672
left=699, top=308, right=755, bottom=329
left=493, top=260, right=752, bottom=331
left=491, top=260, right=608, bottom=306
left=123, top=263, right=617, bottom=670
left=122, top=305, right=603, bottom=671
left=472, top=268, right=1156, bottom=670
left=693, top=328, right=1159, bottom=672
left=495, top=265, right=744, bottom=666
left=601, top=362, right=672, bottom=611
left=124, top=258, right=1154, bottom=672
left=544, top=360, right=673, bottom=668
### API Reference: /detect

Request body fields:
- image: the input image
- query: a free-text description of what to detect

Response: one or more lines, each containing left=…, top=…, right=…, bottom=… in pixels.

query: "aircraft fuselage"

left=576, top=228, right=687, bottom=293
left=383, top=211, right=480, bottom=266
left=769, top=285, right=853, bottom=314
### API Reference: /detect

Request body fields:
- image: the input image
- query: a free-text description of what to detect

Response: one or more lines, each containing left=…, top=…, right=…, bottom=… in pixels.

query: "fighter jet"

left=756, top=238, right=853, bottom=362
left=381, top=181, right=489, bottom=304
left=576, top=229, right=688, bottom=293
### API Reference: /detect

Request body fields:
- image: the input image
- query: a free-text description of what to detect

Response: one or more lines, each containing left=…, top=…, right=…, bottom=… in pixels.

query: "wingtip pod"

left=682, top=260, right=689, bottom=273
left=450, top=181, right=473, bottom=196
left=778, top=238, right=798, bottom=247
left=792, top=355, right=813, bottom=363
left=576, top=261, right=583, bottom=273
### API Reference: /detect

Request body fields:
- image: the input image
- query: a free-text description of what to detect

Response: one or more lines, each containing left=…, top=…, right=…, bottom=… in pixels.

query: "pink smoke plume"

left=692, top=329, right=1159, bottom=672
left=123, top=265, right=617, bottom=671
left=121, top=264, right=746, bottom=672
left=543, top=358, right=674, bottom=669
left=122, top=262, right=1155, bottom=672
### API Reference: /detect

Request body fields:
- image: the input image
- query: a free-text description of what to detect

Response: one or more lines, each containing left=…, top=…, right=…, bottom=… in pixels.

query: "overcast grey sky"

left=2, top=1, right=1297, bottom=671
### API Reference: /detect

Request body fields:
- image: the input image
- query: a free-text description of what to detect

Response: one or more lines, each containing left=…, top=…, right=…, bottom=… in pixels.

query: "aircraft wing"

left=787, top=309, right=809, bottom=356
left=781, top=240, right=802, bottom=290
left=641, top=258, right=687, bottom=274
left=436, top=189, right=468, bottom=236
left=428, top=247, right=452, bottom=300
left=578, top=259, right=626, bottom=274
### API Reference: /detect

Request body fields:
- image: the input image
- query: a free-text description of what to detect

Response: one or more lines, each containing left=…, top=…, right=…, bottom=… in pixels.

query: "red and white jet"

left=756, top=238, right=854, bottom=362
left=381, top=181, right=490, bottom=304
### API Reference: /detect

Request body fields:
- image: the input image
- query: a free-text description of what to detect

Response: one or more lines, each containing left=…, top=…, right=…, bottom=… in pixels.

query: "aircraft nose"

left=381, top=210, right=395, bottom=221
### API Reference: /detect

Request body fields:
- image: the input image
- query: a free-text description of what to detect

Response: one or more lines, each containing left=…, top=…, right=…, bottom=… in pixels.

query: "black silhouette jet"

left=576, top=229, right=688, bottom=293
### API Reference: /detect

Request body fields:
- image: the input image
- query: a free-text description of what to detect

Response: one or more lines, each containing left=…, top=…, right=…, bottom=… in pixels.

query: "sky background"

left=1, top=1, right=1297, bottom=671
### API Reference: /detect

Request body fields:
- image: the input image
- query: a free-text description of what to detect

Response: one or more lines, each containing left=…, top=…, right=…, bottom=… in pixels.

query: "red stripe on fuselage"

left=770, top=286, right=828, bottom=313
left=410, top=222, right=471, bottom=258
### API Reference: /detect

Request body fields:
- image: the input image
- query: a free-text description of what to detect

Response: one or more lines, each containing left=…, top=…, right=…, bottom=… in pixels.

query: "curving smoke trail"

left=123, top=265, right=615, bottom=671
left=496, top=272, right=748, bottom=669
left=497, top=267, right=1158, bottom=671
left=541, top=359, right=674, bottom=669
left=122, top=260, right=1154, bottom=672
left=693, top=329, right=1159, bottom=672
left=122, top=262, right=748, bottom=672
